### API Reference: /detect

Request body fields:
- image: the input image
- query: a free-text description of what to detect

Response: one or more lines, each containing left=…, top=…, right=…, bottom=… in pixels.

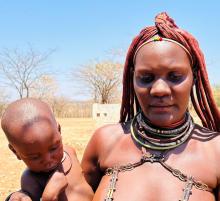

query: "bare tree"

left=0, top=46, right=54, bottom=99
left=49, top=96, right=69, bottom=117
left=73, top=60, right=123, bottom=104
left=0, top=88, right=9, bottom=116
left=30, top=75, right=58, bottom=100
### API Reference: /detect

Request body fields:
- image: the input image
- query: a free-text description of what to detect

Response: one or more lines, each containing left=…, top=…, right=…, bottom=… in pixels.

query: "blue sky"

left=0, top=1, right=220, bottom=100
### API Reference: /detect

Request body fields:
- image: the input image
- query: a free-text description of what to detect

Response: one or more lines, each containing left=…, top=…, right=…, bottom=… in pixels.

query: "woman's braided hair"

left=120, top=12, right=220, bottom=132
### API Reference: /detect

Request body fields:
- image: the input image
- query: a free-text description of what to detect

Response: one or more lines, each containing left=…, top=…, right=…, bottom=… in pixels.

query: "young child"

left=1, top=98, right=94, bottom=201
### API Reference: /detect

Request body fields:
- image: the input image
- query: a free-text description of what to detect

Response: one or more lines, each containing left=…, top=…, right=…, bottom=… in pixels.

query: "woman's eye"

left=138, top=75, right=154, bottom=84
left=168, top=73, right=183, bottom=83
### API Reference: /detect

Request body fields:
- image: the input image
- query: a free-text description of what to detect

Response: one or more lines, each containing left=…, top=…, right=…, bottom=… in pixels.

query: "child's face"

left=13, top=120, right=63, bottom=172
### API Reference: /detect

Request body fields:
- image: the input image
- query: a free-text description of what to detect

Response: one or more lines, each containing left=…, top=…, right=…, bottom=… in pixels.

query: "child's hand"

left=6, top=191, right=32, bottom=201
left=41, top=170, right=68, bottom=201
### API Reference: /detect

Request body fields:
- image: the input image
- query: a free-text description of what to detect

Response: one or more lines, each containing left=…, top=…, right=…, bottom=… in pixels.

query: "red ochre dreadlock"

left=120, top=12, right=220, bottom=132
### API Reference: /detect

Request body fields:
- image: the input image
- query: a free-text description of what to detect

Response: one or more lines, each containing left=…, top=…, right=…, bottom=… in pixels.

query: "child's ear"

left=8, top=144, right=21, bottom=160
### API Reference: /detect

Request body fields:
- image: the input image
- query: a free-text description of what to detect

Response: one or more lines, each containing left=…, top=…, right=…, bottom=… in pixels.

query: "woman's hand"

left=41, top=170, right=68, bottom=201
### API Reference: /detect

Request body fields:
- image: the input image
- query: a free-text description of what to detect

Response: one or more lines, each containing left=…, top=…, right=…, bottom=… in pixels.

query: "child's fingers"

left=7, top=191, right=32, bottom=201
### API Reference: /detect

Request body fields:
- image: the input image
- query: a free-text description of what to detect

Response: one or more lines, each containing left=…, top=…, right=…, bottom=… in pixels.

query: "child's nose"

left=41, top=153, right=52, bottom=164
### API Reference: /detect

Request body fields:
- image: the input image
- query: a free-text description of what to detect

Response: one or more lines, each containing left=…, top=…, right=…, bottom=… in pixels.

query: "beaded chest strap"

left=104, top=150, right=211, bottom=201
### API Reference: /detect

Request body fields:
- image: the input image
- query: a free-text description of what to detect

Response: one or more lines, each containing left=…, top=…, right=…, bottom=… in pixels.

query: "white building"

left=92, top=103, right=121, bottom=127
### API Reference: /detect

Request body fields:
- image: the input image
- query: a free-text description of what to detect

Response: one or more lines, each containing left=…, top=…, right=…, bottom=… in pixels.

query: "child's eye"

left=168, top=72, right=183, bottom=83
left=50, top=141, right=61, bottom=152
left=50, top=146, right=58, bottom=152
left=29, top=156, right=40, bottom=160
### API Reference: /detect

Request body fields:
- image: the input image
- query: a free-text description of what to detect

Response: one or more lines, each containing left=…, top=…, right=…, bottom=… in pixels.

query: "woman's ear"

left=8, top=144, right=21, bottom=160
left=193, top=75, right=197, bottom=85
left=192, top=68, right=197, bottom=85
left=57, top=122, right=61, bottom=133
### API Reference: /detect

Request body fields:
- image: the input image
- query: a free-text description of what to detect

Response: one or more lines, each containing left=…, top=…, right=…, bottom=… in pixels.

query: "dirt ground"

left=0, top=118, right=96, bottom=200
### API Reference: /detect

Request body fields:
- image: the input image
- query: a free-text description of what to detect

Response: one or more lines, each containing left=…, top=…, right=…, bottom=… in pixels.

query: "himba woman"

left=81, top=12, right=220, bottom=201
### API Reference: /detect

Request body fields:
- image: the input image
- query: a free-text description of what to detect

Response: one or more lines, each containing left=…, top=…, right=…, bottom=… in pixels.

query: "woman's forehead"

left=134, top=41, right=192, bottom=69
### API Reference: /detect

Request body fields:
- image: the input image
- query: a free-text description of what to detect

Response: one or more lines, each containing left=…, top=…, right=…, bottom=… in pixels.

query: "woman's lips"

left=149, top=105, right=174, bottom=112
left=150, top=105, right=173, bottom=107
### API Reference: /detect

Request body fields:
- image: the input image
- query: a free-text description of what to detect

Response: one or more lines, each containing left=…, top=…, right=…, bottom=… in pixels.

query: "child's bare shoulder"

left=21, top=169, right=44, bottom=200
left=21, top=169, right=35, bottom=187
left=21, top=168, right=44, bottom=184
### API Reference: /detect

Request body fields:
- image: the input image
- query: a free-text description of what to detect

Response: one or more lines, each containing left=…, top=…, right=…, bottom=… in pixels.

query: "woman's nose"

left=150, top=79, right=171, bottom=97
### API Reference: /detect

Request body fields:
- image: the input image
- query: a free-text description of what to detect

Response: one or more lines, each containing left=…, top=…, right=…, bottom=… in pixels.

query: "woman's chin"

left=146, top=114, right=175, bottom=127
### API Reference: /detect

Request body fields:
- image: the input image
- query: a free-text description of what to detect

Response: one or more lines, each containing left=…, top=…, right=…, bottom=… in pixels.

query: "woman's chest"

left=94, top=162, right=216, bottom=201
left=97, top=138, right=217, bottom=201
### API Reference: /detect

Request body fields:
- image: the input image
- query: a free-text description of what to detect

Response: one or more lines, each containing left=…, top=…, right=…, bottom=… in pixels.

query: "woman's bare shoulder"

left=91, top=121, right=130, bottom=147
left=82, top=121, right=131, bottom=165
left=193, top=124, right=220, bottom=143
left=193, top=123, right=220, bottom=157
left=63, top=145, right=77, bottom=157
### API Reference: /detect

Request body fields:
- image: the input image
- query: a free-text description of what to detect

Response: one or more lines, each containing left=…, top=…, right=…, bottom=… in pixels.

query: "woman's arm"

left=81, top=128, right=104, bottom=191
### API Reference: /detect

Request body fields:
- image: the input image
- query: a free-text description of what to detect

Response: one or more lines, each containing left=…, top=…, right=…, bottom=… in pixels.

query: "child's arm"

left=21, top=169, right=43, bottom=201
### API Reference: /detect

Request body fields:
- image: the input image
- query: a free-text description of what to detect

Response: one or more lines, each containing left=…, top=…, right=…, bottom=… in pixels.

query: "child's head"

left=1, top=98, right=63, bottom=172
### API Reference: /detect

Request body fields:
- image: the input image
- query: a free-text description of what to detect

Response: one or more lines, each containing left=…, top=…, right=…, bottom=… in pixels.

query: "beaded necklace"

left=138, top=112, right=190, bottom=135
left=130, top=112, right=194, bottom=150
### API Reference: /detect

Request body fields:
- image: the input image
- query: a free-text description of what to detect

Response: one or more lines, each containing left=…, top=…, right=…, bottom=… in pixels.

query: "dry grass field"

left=0, top=118, right=96, bottom=200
